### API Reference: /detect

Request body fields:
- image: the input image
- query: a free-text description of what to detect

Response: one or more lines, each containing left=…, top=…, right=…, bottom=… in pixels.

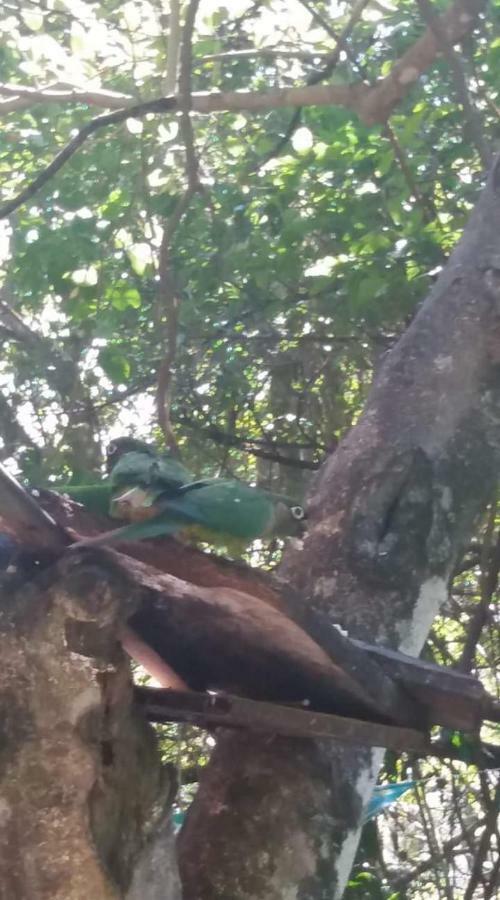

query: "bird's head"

left=106, top=436, right=156, bottom=473
left=273, top=500, right=307, bottom=537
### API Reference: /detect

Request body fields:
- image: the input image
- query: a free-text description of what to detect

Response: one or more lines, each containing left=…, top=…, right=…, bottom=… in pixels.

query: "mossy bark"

left=0, top=555, right=180, bottom=900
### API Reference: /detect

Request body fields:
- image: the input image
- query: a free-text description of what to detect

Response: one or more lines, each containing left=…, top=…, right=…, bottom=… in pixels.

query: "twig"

left=200, top=48, right=327, bottom=63
left=457, top=501, right=500, bottom=673
left=0, top=97, right=177, bottom=220
left=389, top=815, right=488, bottom=890
left=299, top=4, right=436, bottom=222
left=463, top=782, right=500, bottom=900
left=298, top=0, right=367, bottom=45
left=416, top=0, right=491, bottom=169
left=383, top=122, right=437, bottom=222
left=156, top=0, right=202, bottom=451
left=413, top=761, right=455, bottom=900
left=176, top=413, right=321, bottom=469
left=165, top=0, right=182, bottom=95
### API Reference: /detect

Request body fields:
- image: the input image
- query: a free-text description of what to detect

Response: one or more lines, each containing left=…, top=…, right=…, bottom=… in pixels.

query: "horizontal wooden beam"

left=351, top=639, right=489, bottom=731
left=135, top=686, right=431, bottom=754
left=136, top=687, right=500, bottom=767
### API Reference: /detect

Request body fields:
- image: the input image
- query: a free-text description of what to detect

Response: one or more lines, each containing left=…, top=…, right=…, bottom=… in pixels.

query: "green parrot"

left=74, top=477, right=307, bottom=553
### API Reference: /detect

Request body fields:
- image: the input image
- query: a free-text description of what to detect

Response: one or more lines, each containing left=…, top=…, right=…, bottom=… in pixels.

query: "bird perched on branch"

left=73, top=437, right=307, bottom=553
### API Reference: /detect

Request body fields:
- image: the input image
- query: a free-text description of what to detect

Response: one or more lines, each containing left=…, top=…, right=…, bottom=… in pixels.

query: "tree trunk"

left=178, top=159, right=500, bottom=898
left=0, top=555, right=180, bottom=900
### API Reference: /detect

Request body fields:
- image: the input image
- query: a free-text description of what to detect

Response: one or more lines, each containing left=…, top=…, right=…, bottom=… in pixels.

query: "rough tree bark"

left=0, top=554, right=181, bottom=900
left=178, top=159, right=500, bottom=898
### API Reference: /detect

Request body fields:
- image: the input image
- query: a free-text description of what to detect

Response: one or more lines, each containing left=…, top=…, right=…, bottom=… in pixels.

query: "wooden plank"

left=294, top=608, right=425, bottom=726
left=352, top=639, right=486, bottom=730
left=135, top=686, right=431, bottom=754
left=136, top=686, right=500, bottom=767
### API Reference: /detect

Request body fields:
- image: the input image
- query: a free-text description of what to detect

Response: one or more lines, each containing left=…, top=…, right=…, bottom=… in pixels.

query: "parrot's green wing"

left=108, top=450, right=194, bottom=522
left=173, top=480, right=276, bottom=539
left=110, top=451, right=192, bottom=493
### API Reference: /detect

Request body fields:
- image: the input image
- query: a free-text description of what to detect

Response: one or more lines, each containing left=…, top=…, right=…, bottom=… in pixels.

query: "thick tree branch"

left=0, top=554, right=180, bottom=899
left=0, top=80, right=132, bottom=113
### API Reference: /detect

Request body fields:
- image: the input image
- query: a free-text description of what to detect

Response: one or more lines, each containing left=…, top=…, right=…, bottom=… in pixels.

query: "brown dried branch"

left=120, top=624, right=188, bottom=690
left=136, top=685, right=500, bottom=763
left=416, top=0, right=491, bottom=169
left=0, top=80, right=132, bottom=113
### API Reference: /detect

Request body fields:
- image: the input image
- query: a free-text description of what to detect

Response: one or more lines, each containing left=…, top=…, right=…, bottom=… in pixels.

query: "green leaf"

left=108, top=286, right=142, bottom=310
left=98, top=347, right=131, bottom=384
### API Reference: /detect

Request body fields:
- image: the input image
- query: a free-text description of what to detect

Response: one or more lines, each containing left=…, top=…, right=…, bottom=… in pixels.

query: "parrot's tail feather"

left=72, top=517, right=181, bottom=547
left=71, top=526, right=135, bottom=548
